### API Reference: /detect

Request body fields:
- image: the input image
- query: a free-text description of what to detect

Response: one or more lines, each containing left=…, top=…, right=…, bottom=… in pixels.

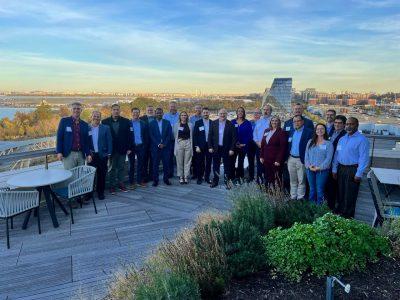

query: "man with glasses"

left=326, top=115, right=347, bottom=210
left=208, top=108, right=237, bottom=188
left=286, top=115, right=313, bottom=200
left=332, top=117, right=369, bottom=218
left=56, top=102, right=92, bottom=170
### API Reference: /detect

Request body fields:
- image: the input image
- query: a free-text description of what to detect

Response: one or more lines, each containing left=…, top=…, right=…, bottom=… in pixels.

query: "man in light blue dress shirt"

left=189, top=104, right=202, bottom=124
left=163, top=101, right=179, bottom=178
left=332, top=117, right=369, bottom=218
left=253, top=104, right=272, bottom=183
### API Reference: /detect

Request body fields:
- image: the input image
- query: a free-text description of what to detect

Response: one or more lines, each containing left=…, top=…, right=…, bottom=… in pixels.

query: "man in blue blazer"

left=283, top=103, right=314, bottom=134
left=89, top=111, right=112, bottom=200
left=149, top=107, right=173, bottom=186
left=192, top=107, right=212, bottom=184
left=286, top=115, right=313, bottom=200
left=56, top=102, right=92, bottom=170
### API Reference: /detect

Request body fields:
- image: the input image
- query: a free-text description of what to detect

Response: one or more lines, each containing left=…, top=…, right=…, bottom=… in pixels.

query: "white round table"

left=7, top=168, right=72, bottom=228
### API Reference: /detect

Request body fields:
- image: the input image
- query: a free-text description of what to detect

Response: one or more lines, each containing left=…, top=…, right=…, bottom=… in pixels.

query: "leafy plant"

left=264, top=213, right=391, bottom=281
left=274, top=199, right=330, bottom=228
left=380, top=219, right=400, bottom=258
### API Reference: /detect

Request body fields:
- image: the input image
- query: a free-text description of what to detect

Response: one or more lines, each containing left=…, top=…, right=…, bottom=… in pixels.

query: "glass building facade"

left=262, top=78, right=293, bottom=112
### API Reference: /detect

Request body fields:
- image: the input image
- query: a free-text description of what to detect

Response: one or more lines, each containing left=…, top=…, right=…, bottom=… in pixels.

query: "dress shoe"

left=205, top=179, right=212, bottom=184
left=152, top=181, right=158, bottom=187
left=210, top=182, right=218, bottom=188
left=197, top=179, right=202, bottom=185
left=119, top=184, right=128, bottom=192
left=164, top=179, right=172, bottom=185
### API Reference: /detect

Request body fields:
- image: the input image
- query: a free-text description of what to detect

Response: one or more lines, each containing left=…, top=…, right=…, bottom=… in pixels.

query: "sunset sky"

left=0, top=0, right=399, bottom=93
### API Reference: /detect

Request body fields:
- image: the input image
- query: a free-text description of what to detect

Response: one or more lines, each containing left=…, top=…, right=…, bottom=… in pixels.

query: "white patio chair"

left=52, top=165, right=97, bottom=224
left=368, top=170, right=400, bottom=227
left=0, top=189, right=40, bottom=248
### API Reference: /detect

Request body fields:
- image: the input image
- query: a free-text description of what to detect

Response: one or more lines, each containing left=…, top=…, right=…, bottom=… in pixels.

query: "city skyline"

left=0, top=0, right=399, bottom=93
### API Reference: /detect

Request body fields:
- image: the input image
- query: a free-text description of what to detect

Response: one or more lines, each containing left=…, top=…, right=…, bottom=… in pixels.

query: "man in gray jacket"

left=89, top=111, right=112, bottom=199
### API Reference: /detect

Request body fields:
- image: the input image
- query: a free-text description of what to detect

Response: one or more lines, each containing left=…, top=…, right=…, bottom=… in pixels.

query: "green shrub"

left=215, top=183, right=274, bottom=278
left=134, top=267, right=200, bottom=300
left=264, top=213, right=391, bottom=281
left=380, top=219, right=400, bottom=258
left=274, top=199, right=330, bottom=228
left=155, top=213, right=229, bottom=298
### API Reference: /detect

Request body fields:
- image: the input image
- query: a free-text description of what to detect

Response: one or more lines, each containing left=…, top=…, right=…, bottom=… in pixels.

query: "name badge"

left=235, top=124, right=238, bottom=127
left=337, top=145, right=342, bottom=151
left=179, top=126, right=184, bottom=131
left=130, top=127, right=133, bottom=132
left=88, top=131, right=92, bottom=136
left=199, top=126, right=204, bottom=131
left=66, top=126, right=72, bottom=132
left=285, top=126, right=291, bottom=131
left=264, top=132, right=268, bottom=137
left=319, top=144, right=327, bottom=150
left=288, top=137, right=292, bottom=142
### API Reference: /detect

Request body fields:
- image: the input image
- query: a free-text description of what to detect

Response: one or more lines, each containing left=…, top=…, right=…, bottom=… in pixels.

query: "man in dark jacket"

left=56, top=102, right=92, bottom=169
left=192, top=107, right=212, bottom=184
left=139, top=105, right=155, bottom=182
left=102, top=103, right=134, bottom=194
left=129, top=107, right=149, bottom=188
left=208, top=108, right=237, bottom=188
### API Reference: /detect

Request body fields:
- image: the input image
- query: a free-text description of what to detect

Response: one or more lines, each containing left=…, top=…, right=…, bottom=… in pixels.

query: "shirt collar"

left=295, top=125, right=304, bottom=132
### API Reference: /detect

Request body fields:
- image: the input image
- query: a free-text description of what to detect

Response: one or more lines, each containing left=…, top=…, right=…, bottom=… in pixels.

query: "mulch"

left=219, top=257, right=400, bottom=299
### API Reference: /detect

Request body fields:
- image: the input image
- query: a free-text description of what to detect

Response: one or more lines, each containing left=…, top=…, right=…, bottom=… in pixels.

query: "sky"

left=0, top=0, right=399, bottom=93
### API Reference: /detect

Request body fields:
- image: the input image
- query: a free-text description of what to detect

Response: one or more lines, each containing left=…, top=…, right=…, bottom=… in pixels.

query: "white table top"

left=371, top=167, right=400, bottom=185
left=7, top=168, right=72, bottom=188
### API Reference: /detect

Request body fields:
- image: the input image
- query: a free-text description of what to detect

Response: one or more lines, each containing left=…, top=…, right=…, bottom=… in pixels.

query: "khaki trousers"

left=288, top=156, right=306, bottom=200
left=175, top=139, right=192, bottom=178
left=63, top=151, right=85, bottom=170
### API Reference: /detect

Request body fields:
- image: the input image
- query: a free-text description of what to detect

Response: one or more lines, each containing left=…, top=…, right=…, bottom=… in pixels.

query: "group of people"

left=56, top=101, right=369, bottom=218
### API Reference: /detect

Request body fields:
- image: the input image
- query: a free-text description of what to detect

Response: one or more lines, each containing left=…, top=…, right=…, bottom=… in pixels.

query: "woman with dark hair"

left=260, top=116, right=288, bottom=188
left=231, top=107, right=253, bottom=180
left=304, top=123, right=334, bottom=205
left=173, top=111, right=193, bottom=184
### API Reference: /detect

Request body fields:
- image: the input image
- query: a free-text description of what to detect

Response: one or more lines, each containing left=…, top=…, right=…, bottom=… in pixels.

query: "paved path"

left=0, top=180, right=229, bottom=300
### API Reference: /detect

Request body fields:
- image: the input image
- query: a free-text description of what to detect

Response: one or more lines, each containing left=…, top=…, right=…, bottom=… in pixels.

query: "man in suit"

left=149, top=107, right=173, bottom=186
left=128, top=107, right=149, bottom=189
left=208, top=108, right=237, bottom=188
left=193, top=107, right=212, bottom=185
left=247, top=108, right=261, bottom=182
left=326, top=115, right=347, bottom=210
left=325, top=109, right=336, bottom=137
left=140, top=105, right=155, bottom=182
left=102, top=103, right=134, bottom=194
left=163, top=101, right=179, bottom=178
left=283, top=103, right=314, bottom=133
left=89, top=111, right=112, bottom=200
left=56, top=102, right=92, bottom=170
left=286, top=115, right=313, bottom=200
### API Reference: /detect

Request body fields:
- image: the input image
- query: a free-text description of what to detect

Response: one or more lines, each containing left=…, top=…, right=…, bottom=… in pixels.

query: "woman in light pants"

left=173, top=112, right=193, bottom=184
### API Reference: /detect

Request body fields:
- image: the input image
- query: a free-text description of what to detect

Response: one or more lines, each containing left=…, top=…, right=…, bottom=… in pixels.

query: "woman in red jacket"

left=260, top=116, right=288, bottom=189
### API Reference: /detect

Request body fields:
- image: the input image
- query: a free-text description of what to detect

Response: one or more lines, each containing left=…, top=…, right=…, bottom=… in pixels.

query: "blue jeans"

left=306, top=169, right=329, bottom=205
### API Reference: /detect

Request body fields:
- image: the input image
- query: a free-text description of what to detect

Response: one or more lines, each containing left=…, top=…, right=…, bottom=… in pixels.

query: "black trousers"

left=212, top=147, right=232, bottom=184
left=196, top=145, right=212, bottom=181
left=337, top=164, right=360, bottom=218
left=89, top=153, right=108, bottom=196
left=247, top=141, right=257, bottom=181
left=325, top=172, right=338, bottom=210
left=152, top=147, right=170, bottom=183
left=142, top=146, right=153, bottom=182
left=232, top=148, right=246, bottom=179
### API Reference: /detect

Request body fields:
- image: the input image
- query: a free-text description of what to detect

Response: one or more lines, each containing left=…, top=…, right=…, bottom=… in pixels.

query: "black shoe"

left=205, top=178, right=212, bottom=184
left=191, top=175, right=197, bottom=180
left=164, top=180, right=172, bottom=185
left=210, top=182, right=218, bottom=188
left=98, top=194, right=105, bottom=200
left=197, top=179, right=202, bottom=185
left=152, top=181, right=158, bottom=187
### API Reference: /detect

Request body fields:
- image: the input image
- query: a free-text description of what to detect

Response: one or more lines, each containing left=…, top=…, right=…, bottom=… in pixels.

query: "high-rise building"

left=262, top=78, right=293, bottom=112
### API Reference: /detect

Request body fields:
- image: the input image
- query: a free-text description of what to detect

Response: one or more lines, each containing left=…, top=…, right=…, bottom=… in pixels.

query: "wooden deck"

left=0, top=180, right=229, bottom=300
left=0, top=172, right=381, bottom=300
